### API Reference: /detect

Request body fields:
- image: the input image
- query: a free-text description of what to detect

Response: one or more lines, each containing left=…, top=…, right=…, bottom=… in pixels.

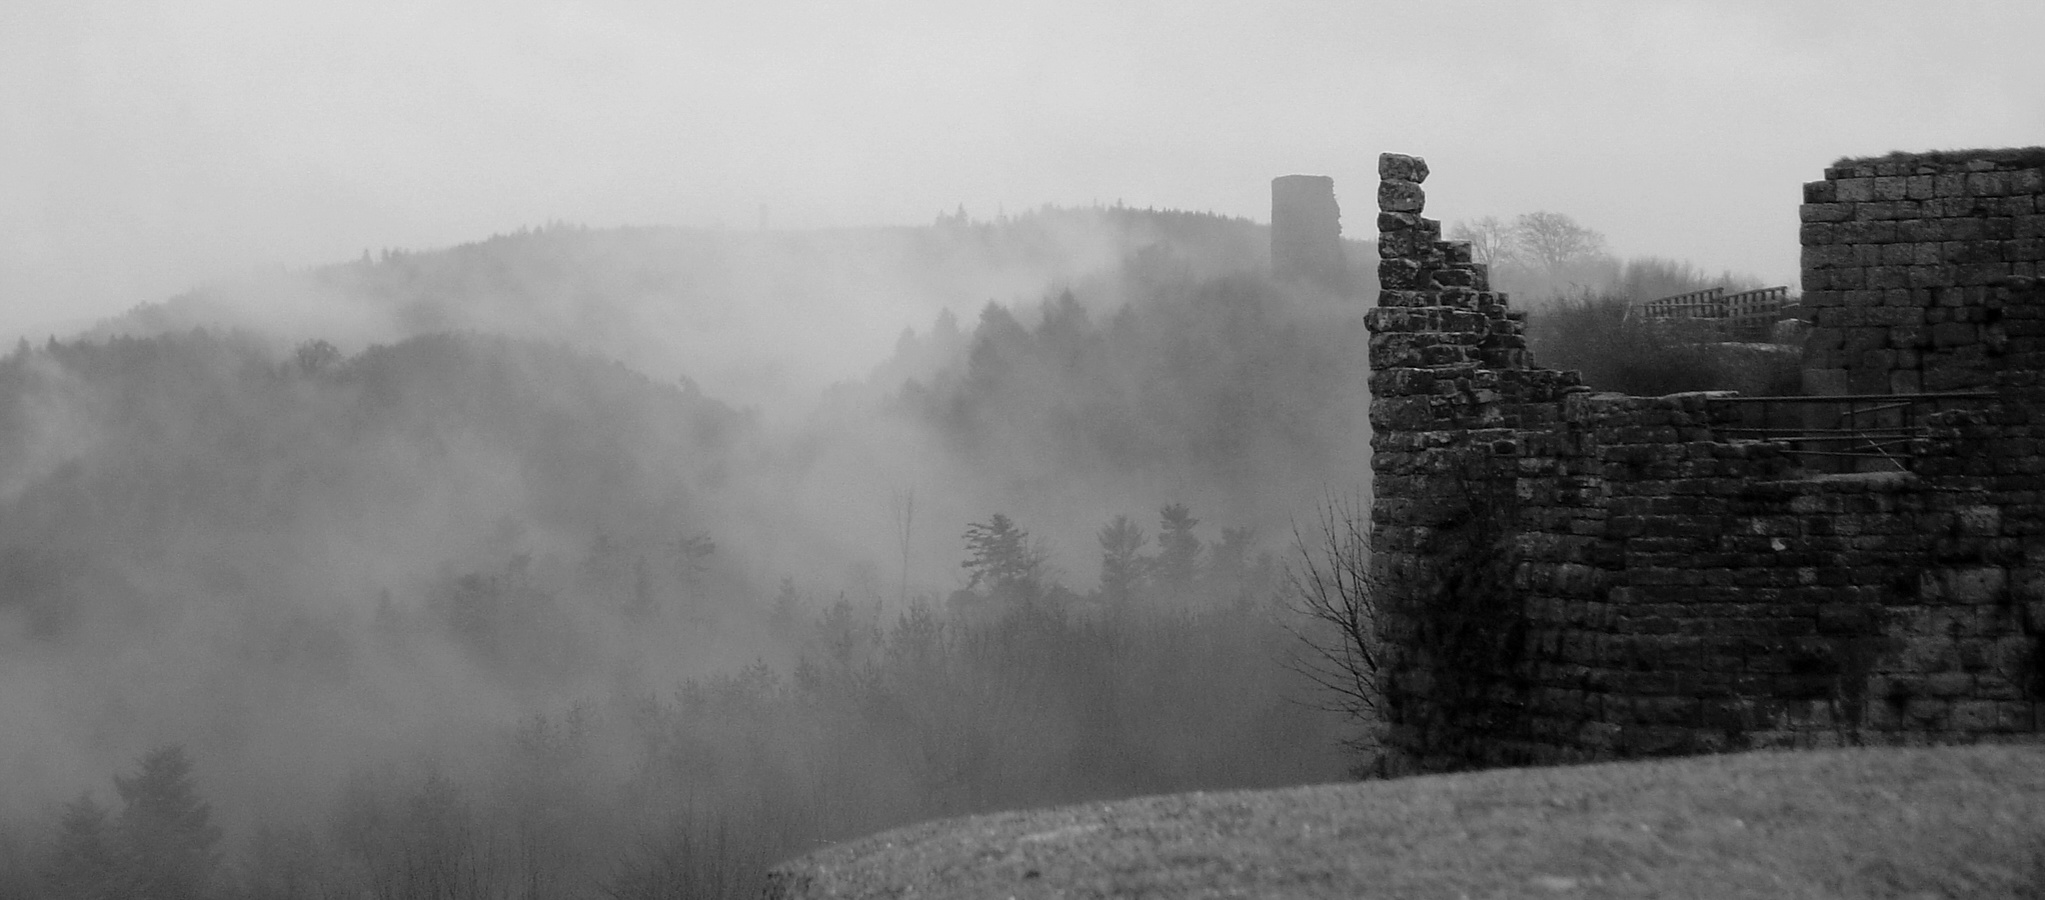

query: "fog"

left=2, top=3, right=2041, bottom=897
left=0, top=202, right=1374, bottom=897
left=7, top=2, right=2042, bottom=338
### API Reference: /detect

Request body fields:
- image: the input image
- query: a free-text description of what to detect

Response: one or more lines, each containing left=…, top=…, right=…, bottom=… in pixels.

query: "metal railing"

left=1708, top=392, right=1996, bottom=472
left=1629, top=286, right=1792, bottom=342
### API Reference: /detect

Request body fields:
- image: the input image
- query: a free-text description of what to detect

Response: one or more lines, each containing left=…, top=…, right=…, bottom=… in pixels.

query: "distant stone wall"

left=1272, top=174, right=1344, bottom=284
left=1366, top=149, right=2045, bottom=775
left=1800, top=152, right=2045, bottom=394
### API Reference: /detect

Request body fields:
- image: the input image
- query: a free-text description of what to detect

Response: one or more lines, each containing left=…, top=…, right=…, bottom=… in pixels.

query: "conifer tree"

left=1097, top=515, right=1147, bottom=605
left=1154, top=503, right=1203, bottom=595
left=114, top=745, right=221, bottom=900
left=41, top=793, right=123, bottom=900
left=961, top=513, right=1045, bottom=603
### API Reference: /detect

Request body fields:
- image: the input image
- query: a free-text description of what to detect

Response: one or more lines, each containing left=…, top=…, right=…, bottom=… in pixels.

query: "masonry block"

left=1378, top=180, right=1425, bottom=213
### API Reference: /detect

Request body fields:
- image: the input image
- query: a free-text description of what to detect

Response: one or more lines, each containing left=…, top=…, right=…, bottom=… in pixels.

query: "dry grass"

left=770, top=744, right=2045, bottom=899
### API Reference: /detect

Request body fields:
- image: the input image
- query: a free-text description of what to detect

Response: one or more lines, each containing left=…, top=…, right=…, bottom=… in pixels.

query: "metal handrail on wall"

left=1628, top=286, right=1792, bottom=342
left=1707, top=392, right=1996, bottom=473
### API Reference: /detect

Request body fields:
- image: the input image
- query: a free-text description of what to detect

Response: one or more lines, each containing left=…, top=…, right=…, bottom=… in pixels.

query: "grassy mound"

left=765, top=744, right=2045, bottom=899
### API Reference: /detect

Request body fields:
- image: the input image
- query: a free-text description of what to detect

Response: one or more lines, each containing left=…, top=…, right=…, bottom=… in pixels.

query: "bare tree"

left=1283, top=493, right=1381, bottom=758
left=1446, top=216, right=1517, bottom=267
left=1511, top=211, right=1607, bottom=276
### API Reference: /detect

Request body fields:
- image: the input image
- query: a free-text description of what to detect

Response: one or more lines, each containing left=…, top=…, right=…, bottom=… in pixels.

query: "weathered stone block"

left=1378, top=153, right=1429, bottom=184
left=1997, top=702, right=2035, bottom=731
left=1849, top=366, right=1891, bottom=394
left=1836, top=178, right=1876, bottom=202
left=1946, top=240, right=2006, bottom=265
left=1844, top=325, right=1892, bottom=353
left=1967, top=171, right=2012, bottom=197
left=1842, top=219, right=1898, bottom=243
left=1951, top=699, right=1999, bottom=731
left=1378, top=229, right=1433, bottom=259
left=1431, top=268, right=1477, bottom=288
left=1801, top=202, right=1855, bottom=223
left=1955, top=506, right=2002, bottom=537
left=1378, top=179, right=1425, bottom=213
left=1933, top=566, right=2007, bottom=603
left=1802, top=244, right=1855, bottom=269
left=1379, top=258, right=1426, bottom=288
left=1377, top=211, right=1423, bottom=232
left=1375, top=289, right=1432, bottom=308
left=1932, top=322, right=1979, bottom=347
left=1907, top=264, right=1956, bottom=288
left=1802, top=368, right=1849, bottom=396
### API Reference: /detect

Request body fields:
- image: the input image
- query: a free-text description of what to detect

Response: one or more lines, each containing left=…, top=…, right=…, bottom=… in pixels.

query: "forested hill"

left=0, top=204, right=1382, bottom=896
left=0, top=329, right=758, bottom=671
left=837, top=272, right=1375, bottom=561
left=87, top=206, right=1290, bottom=411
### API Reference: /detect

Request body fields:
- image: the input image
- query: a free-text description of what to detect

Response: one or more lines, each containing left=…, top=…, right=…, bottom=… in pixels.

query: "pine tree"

left=1154, top=503, right=1203, bottom=596
left=961, top=513, right=1045, bottom=603
left=1097, top=515, right=1147, bottom=605
left=41, top=793, right=123, bottom=900
left=114, top=745, right=222, bottom=900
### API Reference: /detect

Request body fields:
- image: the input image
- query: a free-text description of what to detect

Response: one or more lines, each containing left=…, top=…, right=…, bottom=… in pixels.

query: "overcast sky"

left=4, top=0, right=2040, bottom=339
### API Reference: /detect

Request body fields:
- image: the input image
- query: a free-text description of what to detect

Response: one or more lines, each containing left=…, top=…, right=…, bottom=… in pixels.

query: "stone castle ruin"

left=1272, top=173, right=1345, bottom=284
left=1364, top=149, right=2045, bottom=773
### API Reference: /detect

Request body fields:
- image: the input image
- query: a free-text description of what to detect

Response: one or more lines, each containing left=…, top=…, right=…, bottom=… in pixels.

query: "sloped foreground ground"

left=764, top=745, right=2045, bottom=899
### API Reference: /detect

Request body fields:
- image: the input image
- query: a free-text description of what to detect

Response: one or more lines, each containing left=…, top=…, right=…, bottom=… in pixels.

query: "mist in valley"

left=8, top=3, right=2039, bottom=898
left=0, top=203, right=1379, bottom=899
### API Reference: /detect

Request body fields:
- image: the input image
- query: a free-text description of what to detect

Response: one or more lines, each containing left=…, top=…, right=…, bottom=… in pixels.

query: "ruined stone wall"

left=1367, top=149, right=2045, bottom=775
left=1800, top=151, right=2045, bottom=394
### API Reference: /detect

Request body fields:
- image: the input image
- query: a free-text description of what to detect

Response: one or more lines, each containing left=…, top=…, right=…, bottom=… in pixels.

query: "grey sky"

left=4, top=0, right=2040, bottom=339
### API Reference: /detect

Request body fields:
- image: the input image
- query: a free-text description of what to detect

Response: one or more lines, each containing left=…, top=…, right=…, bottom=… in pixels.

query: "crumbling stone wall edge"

left=1367, top=149, right=2045, bottom=774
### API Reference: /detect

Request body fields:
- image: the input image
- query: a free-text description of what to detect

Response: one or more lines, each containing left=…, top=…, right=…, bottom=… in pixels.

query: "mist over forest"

left=0, top=202, right=1403, bottom=899
left=0, top=178, right=1785, bottom=897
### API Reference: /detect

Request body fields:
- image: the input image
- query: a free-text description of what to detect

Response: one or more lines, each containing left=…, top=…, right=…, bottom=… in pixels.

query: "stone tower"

left=1271, top=174, right=1344, bottom=284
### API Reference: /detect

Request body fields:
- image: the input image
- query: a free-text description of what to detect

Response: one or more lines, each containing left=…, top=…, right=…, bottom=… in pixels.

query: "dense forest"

left=0, top=207, right=1371, bottom=899
left=0, top=201, right=1774, bottom=898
